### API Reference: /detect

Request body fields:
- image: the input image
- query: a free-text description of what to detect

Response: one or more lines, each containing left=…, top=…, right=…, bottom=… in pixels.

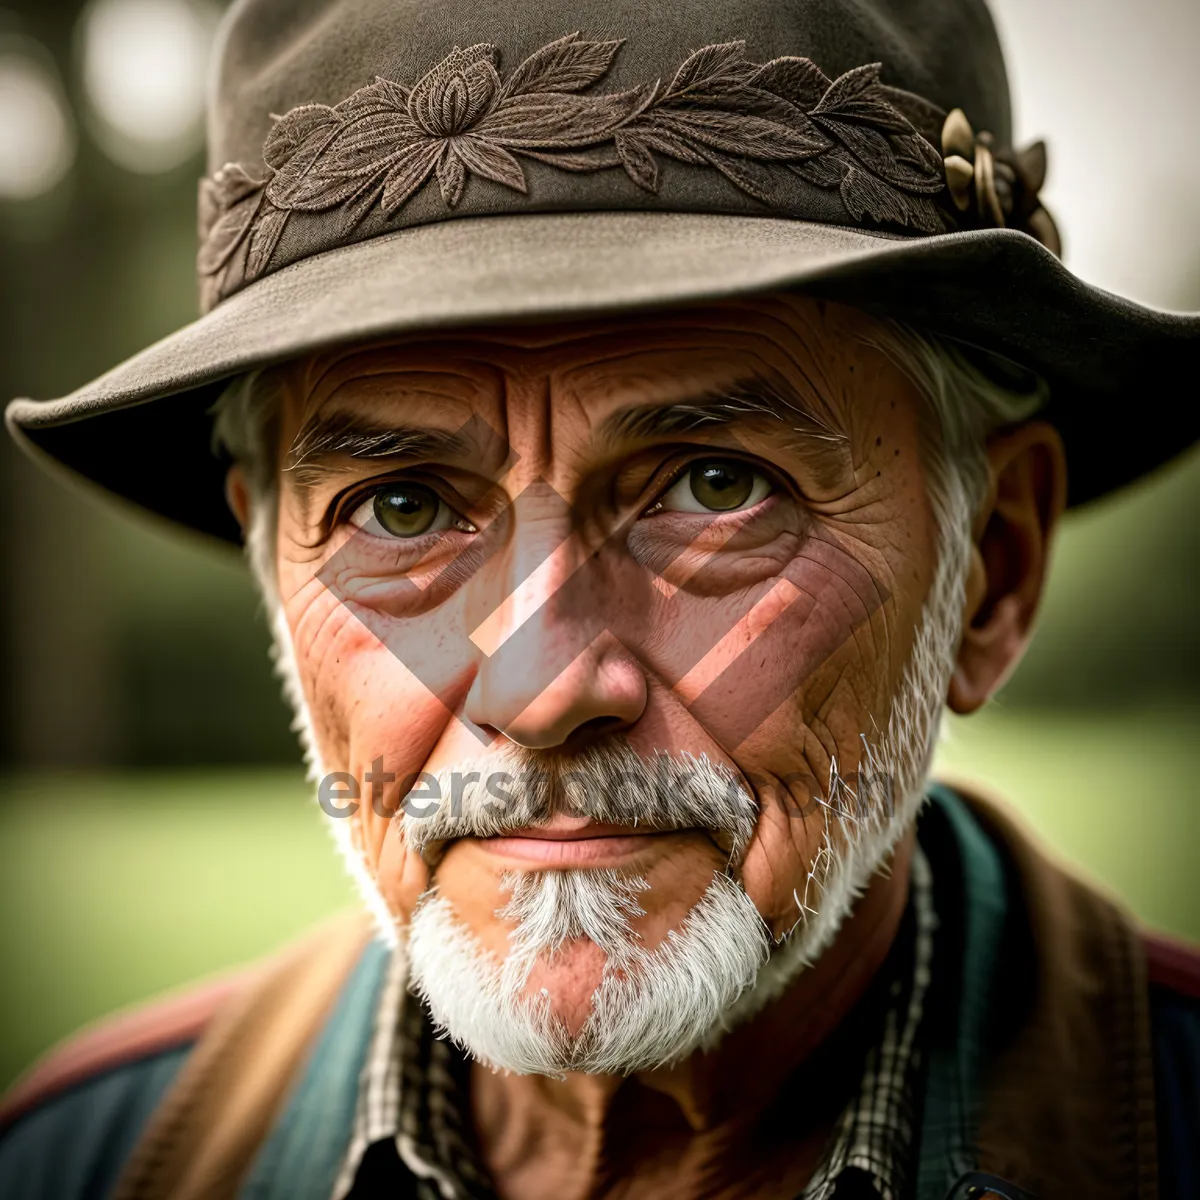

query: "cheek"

left=739, top=797, right=820, bottom=939
left=724, top=698, right=853, bottom=938
left=282, top=574, right=460, bottom=887
left=662, top=524, right=892, bottom=753
left=709, top=535, right=924, bottom=936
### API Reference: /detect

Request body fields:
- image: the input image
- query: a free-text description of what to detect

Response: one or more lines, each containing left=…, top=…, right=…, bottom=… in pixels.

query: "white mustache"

left=399, top=742, right=758, bottom=866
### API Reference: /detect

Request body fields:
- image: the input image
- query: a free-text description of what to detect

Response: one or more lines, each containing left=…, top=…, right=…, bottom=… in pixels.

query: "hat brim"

left=8, top=211, right=1198, bottom=544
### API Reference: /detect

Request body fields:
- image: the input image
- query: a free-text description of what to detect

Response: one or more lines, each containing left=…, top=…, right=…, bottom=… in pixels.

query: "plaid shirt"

left=333, top=845, right=937, bottom=1200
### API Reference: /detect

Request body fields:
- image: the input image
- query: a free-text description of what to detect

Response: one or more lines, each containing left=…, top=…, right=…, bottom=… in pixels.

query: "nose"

left=471, top=630, right=647, bottom=750
left=462, top=489, right=648, bottom=749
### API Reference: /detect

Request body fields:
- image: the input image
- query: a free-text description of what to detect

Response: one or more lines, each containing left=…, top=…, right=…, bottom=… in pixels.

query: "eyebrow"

left=598, top=376, right=848, bottom=449
left=284, top=373, right=847, bottom=499
left=284, top=409, right=472, bottom=490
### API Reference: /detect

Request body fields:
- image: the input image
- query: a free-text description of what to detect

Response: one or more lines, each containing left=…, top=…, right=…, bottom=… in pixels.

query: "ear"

left=225, top=465, right=252, bottom=534
left=947, top=420, right=1067, bottom=714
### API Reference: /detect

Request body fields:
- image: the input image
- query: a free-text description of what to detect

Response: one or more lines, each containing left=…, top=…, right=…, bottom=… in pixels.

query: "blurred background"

left=0, top=0, right=1197, bottom=1089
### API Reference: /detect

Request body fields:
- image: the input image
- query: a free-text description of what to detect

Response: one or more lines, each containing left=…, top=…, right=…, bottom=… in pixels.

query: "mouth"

left=457, top=814, right=716, bottom=868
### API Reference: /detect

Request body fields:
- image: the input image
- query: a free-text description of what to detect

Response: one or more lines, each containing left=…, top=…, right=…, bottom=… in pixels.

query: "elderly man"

left=2, top=0, right=1198, bottom=1197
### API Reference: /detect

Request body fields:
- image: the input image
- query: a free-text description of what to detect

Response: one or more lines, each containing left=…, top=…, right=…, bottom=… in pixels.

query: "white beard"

left=408, top=868, right=769, bottom=1075
left=272, top=531, right=962, bottom=1077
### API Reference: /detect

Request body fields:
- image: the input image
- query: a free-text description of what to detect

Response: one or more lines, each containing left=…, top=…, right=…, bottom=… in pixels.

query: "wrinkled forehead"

left=271, top=294, right=901, bottom=443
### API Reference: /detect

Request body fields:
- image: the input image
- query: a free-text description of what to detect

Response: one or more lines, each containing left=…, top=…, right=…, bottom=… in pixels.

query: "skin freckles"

left=270, top=296, right=933, bottom=938
left=262, top=294, right=946, bottom=1200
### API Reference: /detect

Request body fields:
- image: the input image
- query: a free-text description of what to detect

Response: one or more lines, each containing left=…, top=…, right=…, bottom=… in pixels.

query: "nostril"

left=562, top=715, right=627, bottom=752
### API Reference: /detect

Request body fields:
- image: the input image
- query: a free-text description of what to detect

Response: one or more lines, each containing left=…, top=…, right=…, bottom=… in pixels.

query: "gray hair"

left=211, top=322, right=1046, bottom=616
left=211, top=366, right=283, bottom=606
left=863, top=324, right=1046, bottom=592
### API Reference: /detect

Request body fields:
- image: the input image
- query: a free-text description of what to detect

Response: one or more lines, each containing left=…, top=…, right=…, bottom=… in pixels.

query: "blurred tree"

left=1002, top=450, right=1200, bottom=708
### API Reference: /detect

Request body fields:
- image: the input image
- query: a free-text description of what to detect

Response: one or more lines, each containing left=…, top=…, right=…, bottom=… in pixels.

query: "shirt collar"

left=802, top=843, right=937, bottom=1200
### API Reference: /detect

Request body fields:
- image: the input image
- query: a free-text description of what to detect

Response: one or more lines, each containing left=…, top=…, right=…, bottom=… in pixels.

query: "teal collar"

left=915, top=784, right=1012, bottom=1200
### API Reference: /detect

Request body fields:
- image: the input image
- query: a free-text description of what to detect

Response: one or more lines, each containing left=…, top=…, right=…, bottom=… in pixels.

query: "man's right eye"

left=348, top=483, right=462, bottom=538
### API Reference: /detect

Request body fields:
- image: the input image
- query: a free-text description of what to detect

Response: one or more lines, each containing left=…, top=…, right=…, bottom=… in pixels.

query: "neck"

left=471, top=829, right=916, bottom=1200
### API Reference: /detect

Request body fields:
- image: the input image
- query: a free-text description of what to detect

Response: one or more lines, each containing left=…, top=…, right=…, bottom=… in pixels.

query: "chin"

left=522, top=939, right=610, bottom=1036
left=406, top=869, right=771, bottom=1077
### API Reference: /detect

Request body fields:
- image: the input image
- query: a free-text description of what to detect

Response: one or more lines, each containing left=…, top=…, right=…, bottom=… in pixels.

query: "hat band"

left=197, top=33, right=1058, bottom=311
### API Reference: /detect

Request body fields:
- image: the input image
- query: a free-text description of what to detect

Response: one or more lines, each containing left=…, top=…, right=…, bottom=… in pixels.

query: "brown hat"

left=7, top=0, right=1198, bottom=542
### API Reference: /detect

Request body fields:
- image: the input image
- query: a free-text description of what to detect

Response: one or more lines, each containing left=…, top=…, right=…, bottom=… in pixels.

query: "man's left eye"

left=348, top=482, right=466, bottom=538
left=652, top=459, right=774, bottom=515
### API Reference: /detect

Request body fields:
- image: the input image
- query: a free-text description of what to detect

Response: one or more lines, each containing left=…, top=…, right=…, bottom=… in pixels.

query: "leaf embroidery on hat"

left=198, top=34, right=953, bottom=307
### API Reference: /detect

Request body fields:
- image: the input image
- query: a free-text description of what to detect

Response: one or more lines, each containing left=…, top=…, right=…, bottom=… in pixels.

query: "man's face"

left=270, top=294, right=945, bottom=1063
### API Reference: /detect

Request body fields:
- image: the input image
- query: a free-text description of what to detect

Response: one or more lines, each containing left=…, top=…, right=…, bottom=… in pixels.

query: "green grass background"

left=1, top=707, right=1197, bottom=1089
